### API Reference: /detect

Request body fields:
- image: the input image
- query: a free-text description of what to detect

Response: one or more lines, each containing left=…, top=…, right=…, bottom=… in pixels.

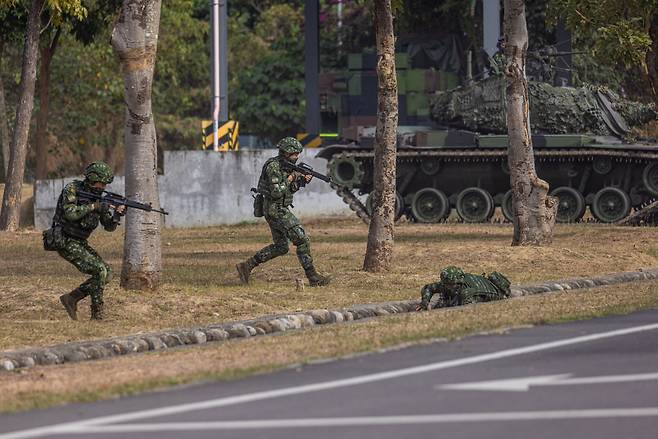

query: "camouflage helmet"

left=440, top=266, right=465, bottom=284
left=277, top=137, right=303, bottom=155
left=84, top=161, right=114, bottom=184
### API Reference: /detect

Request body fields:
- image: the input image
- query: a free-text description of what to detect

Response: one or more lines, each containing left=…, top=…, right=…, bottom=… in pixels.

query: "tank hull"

left=318, top=139, right=658, bottom=224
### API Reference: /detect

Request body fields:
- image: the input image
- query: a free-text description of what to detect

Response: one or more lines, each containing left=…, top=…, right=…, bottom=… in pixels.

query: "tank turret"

left=430, top=75, right=657, bottom=138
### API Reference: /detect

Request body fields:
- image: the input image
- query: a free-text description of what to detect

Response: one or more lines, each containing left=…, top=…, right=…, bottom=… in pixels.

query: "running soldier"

left=236, top=137, right=330, bottom=287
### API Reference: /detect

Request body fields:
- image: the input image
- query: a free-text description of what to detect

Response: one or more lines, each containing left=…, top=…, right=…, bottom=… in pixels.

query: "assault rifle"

left=77, top=190, right=169, bottom=215
left=280, top=161, right=333, bottom=184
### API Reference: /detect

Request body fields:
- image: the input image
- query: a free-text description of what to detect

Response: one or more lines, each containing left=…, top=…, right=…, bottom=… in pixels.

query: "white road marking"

left=44, top=408, right=658, bottom=433
left=2, top=322, right=658, bottom=439
left=440, top=372, right=658, bottom=392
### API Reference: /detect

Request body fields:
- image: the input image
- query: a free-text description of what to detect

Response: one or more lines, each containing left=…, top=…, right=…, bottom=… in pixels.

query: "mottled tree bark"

left=112, top=0, right=163, bottom=290
left=0, top=0, right=44, bottom=231
left=363, top=0, right=398, bottom=272
left=0, top=40, right=11, bottom=180
left=504, top=0, right=556, bottom=246
left=35, top=27, right=61, bottom=180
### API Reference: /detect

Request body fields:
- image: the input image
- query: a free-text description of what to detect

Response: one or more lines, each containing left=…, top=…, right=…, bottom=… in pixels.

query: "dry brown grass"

left=1, top=219, right=657, bottom=351
left=2, top=279, right=657, bottom=413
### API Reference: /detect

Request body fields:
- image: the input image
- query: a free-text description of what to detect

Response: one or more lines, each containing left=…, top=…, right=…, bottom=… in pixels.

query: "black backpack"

left=487, top=271, right=511, bottom=296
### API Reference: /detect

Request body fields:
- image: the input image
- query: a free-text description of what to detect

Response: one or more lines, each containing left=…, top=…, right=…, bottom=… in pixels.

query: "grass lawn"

left=1, top=217, right=658, bottom=412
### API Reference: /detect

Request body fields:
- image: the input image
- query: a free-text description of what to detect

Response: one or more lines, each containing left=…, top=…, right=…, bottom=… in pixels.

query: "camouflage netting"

left=430, top=76, right=657, bottom=138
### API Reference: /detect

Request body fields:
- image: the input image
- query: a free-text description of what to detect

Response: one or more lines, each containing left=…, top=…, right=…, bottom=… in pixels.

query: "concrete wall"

left=35, top=149, right=353, bottom=230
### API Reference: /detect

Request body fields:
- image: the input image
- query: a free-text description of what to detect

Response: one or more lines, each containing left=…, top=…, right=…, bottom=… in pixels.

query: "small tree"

left=0, top=39, right=11, bottom=180
left=0, top=0, right=85, bottom=230
left=504, top=0, right=557, bottom=246
left=35, top=26, right=61, bottom=180
left=0, top=0, right=45, bottom=231
left=363, top=0, right=398, bottom=272
left=112, top=0, right=163, bottom=290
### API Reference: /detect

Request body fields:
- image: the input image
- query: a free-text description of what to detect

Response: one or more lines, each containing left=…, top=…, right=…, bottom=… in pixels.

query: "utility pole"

left=305, top=0, right=320, bottom=135
left=210, top=0, right=228, bottom=151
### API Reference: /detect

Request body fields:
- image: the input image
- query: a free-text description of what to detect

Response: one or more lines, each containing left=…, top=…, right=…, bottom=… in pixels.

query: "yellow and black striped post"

left=202, top=120, right=240, bottom=151
left=296, top=133, right=322, bottom=149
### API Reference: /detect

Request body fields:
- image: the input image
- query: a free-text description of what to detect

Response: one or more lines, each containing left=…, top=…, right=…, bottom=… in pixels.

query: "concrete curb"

left=3, top=268, right=658, bottom=372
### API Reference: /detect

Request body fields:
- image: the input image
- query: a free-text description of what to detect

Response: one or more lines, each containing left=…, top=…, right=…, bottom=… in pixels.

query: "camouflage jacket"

left=53, top=180, right=119, bottom=240
left=257, top=156, right=304, bottom=216
left=420, top=273, right=504, bottom=309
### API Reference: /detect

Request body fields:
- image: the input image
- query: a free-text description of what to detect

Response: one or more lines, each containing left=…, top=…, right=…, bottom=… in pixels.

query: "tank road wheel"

left=642, top=163, right=658, bottom=196
left=501, top=190, right=515, bottom=222
left=366, top=191, right=404, bottom=220
left=550, top=186, right=586, bottom=223
left=456, top=187, right=494, bottom=223
left=327, top=155, right=364, bottom=189
left=411, top=188, right=449, bottom=223
left=593, top=157, right=612, bottom=175
left=591, top=187, right=631, bottom=223
left=420, top=160, right=441, bottom=176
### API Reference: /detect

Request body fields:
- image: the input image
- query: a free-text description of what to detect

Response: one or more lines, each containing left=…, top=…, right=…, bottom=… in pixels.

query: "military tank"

left=318, top=75, right=658, bottom=224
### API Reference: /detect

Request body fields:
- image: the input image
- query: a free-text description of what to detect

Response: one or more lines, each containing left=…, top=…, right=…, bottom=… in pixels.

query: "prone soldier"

left=42, top=161, right=126, bottom=320
left=417, top=266, right=511, bottom=311
left=236, top=137, right=330, bottom=287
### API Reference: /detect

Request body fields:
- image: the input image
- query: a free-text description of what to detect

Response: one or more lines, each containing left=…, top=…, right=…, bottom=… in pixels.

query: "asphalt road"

left=2, top=308, right=658, bottom=439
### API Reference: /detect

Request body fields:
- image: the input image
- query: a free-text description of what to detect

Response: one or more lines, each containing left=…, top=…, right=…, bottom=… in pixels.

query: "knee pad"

left=104, top=265, right=113, bottom=284
left=288, top=226, right=309, bottom=247
left=96, top=264, right=110, bottom=285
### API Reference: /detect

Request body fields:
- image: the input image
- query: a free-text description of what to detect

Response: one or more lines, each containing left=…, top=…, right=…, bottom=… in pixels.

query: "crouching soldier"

left=416, top=266, right=511, bottom=311
left=236, top=137, right=330, bottom=287
left=42, top=161, right=125, bottom=320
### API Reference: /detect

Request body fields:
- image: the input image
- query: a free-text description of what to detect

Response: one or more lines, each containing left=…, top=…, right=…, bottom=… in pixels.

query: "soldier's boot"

left=236, top=257, right=258, bottom=284
left=90, top=303, right=104, bottom=321
left=59, top=289, right=86, bottom=321
left=305, top=266, right=331, bottom=287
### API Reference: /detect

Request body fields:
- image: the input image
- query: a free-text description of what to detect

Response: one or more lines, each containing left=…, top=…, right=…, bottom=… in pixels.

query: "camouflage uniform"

left=237, top=137, right=330, bottom=287
left=48, top=162, right=122, bottom=320
left=419, top=266, right=510, bottom=310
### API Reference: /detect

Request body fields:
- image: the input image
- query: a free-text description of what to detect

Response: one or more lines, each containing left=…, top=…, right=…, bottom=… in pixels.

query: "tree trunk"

left=647, top=8, right=658, bottom=108
left=504, top=0, right=557, bottom=246
left=363, top=0, right=398, bottom=272
left=112, top=0, right=163, bottom=290
left=0, top=0, right=44, bottom=231
left=0, top=40, right=11, bottom=180
left=35, top=27, right=61, bottom=180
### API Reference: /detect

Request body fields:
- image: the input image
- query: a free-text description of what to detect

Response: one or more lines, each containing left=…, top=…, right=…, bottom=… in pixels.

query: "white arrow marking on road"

left=440, top=372, right=658, bottom=392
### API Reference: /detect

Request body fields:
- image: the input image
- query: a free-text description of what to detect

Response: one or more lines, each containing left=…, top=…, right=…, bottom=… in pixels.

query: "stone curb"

left=2, top=268, right=658, bottom=372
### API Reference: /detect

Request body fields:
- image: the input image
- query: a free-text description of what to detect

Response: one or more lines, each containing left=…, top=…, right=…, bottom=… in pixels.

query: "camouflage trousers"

left=57, top=236, right=111, bottom=306
left=253, top=207, right=313, bottom=270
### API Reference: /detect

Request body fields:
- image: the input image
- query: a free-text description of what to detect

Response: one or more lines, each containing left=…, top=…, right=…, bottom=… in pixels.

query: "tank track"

left=329, top=147, right=658, bottom=224
left=617, top=199, right=658, bottom=225
left=331, top=183, right=370, bottom=224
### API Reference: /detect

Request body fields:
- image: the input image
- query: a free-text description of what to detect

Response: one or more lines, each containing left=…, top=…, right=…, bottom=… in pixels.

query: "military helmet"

left=84, top=161, right=114, bottom=184
left=277, top=137, right=303, bottom=155
left=440, top=266, right=465, bottom=284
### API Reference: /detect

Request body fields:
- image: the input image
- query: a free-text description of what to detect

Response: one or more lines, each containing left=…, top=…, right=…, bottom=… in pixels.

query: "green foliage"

left=232, top=40, right=305, bottom=143
left=548, top=0, right=658, bottom=68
